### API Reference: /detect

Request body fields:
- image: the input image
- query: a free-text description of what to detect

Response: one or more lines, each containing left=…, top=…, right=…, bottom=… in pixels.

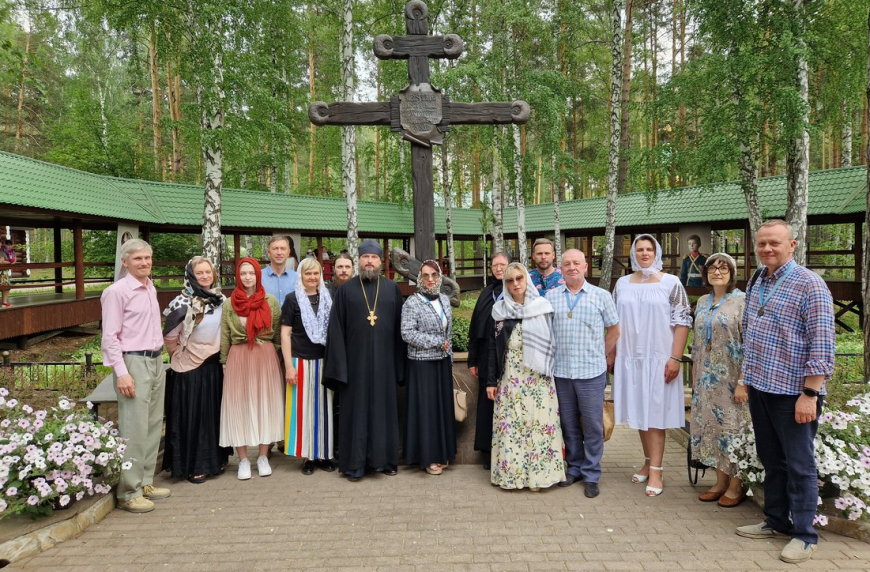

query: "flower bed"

left=0, top=389, right=127, bottom=519
left=728, top=386, right=870, bottom=526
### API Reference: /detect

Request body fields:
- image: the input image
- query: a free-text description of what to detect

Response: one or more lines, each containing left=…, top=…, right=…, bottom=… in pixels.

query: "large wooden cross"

left=309, top=0, right=530, bottom=263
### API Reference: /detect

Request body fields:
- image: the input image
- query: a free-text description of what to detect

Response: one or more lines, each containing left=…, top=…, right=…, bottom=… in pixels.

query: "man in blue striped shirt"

left=546, top=249, right=620, bottom=498
left=736, top=219, right=835, bottom=564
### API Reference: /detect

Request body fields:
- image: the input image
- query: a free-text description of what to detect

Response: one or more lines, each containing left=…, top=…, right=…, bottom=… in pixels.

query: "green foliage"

left=452, top=315, right=470, bottom=353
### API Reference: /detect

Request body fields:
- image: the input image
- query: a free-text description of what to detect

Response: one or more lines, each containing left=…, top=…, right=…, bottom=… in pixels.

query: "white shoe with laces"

left=237, top=458, right=252, bottom=480
left=257, top=455, right=272, bottom=477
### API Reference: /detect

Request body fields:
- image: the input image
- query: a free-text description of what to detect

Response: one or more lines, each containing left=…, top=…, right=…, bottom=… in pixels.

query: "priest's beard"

left=360, top=268, right=381, bottom=281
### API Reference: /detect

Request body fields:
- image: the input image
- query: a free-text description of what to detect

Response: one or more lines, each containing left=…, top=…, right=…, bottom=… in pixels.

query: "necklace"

left=360, top=276, right=380, bottom=326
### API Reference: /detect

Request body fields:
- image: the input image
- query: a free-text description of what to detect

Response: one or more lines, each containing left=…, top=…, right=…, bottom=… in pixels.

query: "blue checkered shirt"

left=742, top=259, right=835, bottom=395
left=546, top=281, right=619, bottom=379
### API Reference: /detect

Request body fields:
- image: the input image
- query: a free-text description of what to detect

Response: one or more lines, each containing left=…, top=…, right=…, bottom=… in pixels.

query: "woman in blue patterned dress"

left=487, top=263, right=565, bottom=491
left=690, top=252, right=750, bottom=507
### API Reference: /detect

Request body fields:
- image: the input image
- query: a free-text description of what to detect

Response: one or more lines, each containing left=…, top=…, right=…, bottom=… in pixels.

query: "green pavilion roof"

left=0, top=151, right=866, bottom=235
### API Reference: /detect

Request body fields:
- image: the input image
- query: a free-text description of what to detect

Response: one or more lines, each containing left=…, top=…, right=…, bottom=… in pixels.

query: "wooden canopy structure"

left=0, top=150, right=866, bottom=345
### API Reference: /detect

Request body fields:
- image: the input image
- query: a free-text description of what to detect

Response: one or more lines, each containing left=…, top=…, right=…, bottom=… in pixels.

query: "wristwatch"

left=736, top=379, right=745, bottom=387
left=802, top=387, right=820, bottom=398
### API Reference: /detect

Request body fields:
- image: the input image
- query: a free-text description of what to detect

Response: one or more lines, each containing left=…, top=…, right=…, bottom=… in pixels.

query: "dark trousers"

left=748, top=386, right=822, bottom=545
left=555, top=372, right=607, bottom=483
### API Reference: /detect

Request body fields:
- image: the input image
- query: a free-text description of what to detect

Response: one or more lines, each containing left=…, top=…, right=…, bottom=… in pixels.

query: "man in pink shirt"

left=101, top=239, right=171, bottom=513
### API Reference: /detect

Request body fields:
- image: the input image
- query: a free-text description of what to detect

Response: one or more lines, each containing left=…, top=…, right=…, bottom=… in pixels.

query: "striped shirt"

left=546, top=281, right=619, bottom=379
left=742, top=259, right=835, bottom=395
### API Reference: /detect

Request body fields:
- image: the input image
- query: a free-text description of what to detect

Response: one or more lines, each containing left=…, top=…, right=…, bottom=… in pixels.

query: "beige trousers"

left=115, top=355, right=165, bottom=501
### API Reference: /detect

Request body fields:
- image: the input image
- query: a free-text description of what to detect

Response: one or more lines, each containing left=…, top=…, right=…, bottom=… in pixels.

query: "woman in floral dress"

left=690, top=252, right=750, bottom=507
left=487, top=263, right=565, bottom=491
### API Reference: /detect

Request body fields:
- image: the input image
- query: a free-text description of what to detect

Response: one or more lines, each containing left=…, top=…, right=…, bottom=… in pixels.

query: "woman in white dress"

left=611, top=234, right=692, bottom=496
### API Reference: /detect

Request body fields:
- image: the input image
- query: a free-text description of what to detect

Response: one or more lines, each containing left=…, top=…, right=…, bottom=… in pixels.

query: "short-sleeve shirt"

left=280, top=293, right=325, bottom=360
left=546, top=281, right=619, bottom=379
left=530, top=268, right=565, bottom=294
left=262, top=265, right=298, bottom=303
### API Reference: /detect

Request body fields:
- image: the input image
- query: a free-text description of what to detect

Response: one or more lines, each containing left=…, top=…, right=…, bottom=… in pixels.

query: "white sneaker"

left=237, top=458, right=251, bottom=480
left=257, top=455, right=272, bottom=477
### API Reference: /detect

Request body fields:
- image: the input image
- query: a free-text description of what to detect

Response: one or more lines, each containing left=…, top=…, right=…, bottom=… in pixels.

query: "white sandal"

left=632, top=457, right=651, bottom=483
left=645, top=466, right=664, bottom=496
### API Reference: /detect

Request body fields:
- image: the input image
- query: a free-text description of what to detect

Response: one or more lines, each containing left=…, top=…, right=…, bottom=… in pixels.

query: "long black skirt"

left=403, top=357, right=457, bottom=468
left=473, top=376, right=494, bottom=452
left=162, top=354, right=232, bottom=479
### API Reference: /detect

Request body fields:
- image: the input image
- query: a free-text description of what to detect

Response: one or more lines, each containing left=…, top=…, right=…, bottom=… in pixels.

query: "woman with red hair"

left=219, top=258, right=284, bottom=480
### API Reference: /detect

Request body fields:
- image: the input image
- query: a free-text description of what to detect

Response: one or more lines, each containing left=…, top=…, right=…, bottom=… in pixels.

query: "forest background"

left=0, top=0, right=868, bottom=276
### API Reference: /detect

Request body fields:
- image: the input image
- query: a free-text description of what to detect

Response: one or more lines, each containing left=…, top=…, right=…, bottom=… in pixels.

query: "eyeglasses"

left=504, top=275, right=525, bottom=284
left=708, top=265, right=731, bottom=275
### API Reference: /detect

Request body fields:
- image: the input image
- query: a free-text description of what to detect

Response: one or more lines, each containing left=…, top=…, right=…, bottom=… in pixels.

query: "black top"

left=280, top=293, right=326, bottom=360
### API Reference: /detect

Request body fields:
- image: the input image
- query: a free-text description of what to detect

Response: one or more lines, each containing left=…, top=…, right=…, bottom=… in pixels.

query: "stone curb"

left=0, top=493, right=115, bottom=565
left=667, top=427, right=870, bottom=545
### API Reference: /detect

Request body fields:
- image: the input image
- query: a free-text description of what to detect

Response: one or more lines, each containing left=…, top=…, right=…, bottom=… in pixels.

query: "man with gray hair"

left=101, top=239, right=170, bottom=513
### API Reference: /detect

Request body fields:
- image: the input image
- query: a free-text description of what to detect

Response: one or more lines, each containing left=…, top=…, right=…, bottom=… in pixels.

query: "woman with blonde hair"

left=487, top=262, right=565, bottom=491
left=163, top=257, right=231, bottom=483
left=280, top=257, right=335, bottom=474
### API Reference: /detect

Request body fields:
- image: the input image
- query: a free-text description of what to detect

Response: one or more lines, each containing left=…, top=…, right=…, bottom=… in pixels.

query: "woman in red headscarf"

left=219, top=258, right=284, bottom=480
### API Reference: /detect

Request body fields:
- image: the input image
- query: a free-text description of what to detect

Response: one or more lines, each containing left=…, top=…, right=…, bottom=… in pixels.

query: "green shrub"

left=452, top=316, right=470, bottom=352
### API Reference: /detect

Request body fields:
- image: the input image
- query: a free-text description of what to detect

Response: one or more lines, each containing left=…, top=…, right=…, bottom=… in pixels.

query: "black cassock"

left=323, top=276, right=406, bottom=475
left=467, top=279, right=502, bottom=453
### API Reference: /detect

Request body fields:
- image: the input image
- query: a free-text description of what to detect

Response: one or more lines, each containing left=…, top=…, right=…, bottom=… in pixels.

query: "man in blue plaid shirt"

left=736, top=219, right=835, bottom=564
left=546, top=249, right=620, bottom=499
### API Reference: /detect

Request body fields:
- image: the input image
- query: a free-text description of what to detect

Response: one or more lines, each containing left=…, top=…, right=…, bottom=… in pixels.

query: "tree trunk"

left=617, top=0, right=634, bottom=194
left=443, top=145, right=456, bottom=277
left=601, top=0, right=623, bottom=292
left=199, top=79, right=224, bottom=266
left=842, top=100, right=853, bottom=168
left=244, top=235, right=253, bottom=257
left=513, top=124, right=527, bottom=267
left=492, top=134, right=504, bottom=254
left=552, top=153, right=562, bottom=265
left=284, top=145, right=292, bottom=194
left=341, top=0, right=359, bottom=260
left=14, top=31, right=31, bottom=154
left=308, top=27, right=316, bottom=190
left=740, top=141, right=762, bottom=240
left=785, top=0, right=810, bottom=266
left=149, top=24, right=164, bottom=180
left=400, top=145, right=409, bottom=203
left=864, top=0, right=870, bottom=388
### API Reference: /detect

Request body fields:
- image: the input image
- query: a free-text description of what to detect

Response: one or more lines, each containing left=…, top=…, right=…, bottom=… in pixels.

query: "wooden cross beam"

left=309, top=0, right=530, bottom=263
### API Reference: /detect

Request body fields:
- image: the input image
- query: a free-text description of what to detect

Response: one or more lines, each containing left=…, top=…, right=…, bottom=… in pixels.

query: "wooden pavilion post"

left=53, top=223, right=63, bottom=294
left=233, top=233, right=241, bottom=285
left=73, top=219, right=84, bottom=300
left=743, top=220, right=753, bottom=281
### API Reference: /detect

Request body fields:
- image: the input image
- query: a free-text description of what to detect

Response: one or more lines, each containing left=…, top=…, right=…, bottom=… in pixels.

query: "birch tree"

left=785, top=0, right=810, bottom=266
left=442, top=145, right=456, bottom=276
left=513, top=123, right=527, bottom=267
left=340, top=0, right=359, bottom=260
left=492, top=133, right=504, bottom=254
left=600, top=0, right=623, bottom=291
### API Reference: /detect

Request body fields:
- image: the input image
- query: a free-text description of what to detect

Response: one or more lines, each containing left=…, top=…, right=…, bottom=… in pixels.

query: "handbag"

left=603, top=399, right=615, bottom=442
left=453, top=373, right=471, bottom=422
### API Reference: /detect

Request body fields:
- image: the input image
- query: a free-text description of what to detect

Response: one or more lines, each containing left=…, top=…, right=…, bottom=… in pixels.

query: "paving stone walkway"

left=7, top=426, right=870, bottom=572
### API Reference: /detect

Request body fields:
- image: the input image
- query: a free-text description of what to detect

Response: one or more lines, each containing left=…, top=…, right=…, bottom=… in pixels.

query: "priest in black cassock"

left=322, top=240, right=406, bottom=481
left=467, top=252, right=509, bottom=469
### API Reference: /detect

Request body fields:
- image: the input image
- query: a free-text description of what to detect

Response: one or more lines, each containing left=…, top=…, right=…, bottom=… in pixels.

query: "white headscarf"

left=491, top=263, right=555, bottom=377
left=630, top=234, right=663, bottom=282
left=295, top=258, right=332, bottom=346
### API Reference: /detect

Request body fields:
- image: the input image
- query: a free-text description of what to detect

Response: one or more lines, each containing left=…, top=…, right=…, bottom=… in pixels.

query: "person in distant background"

left=0, top=238, right=16, bottom=307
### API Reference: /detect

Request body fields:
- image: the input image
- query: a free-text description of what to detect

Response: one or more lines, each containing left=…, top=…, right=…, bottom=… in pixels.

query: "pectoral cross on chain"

left=367, top=311, right=378, bottom=327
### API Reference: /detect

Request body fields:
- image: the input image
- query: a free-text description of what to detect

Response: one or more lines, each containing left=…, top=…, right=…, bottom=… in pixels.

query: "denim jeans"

left=555, top=372, right=607, bottom=483
left=748, top=386, right=823, bottom=545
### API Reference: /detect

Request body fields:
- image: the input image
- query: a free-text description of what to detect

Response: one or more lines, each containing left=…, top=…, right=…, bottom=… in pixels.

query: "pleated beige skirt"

left=219, top=342, right=285, bottom=448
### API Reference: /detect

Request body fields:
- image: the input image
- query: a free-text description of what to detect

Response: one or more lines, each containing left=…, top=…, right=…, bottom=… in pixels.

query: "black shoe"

left=301, top=460, right=315, bottom=475
left=383, top=468, right=397, bottom=476
left=187, top=474, right=207, bottom=484
left=584, top=482, right=600, bottom=498
left=483, top=462, right=491, bottom=470
left=558, top=475, right=581, bottom=488
left=346, top=474, right=361, bottom=482
left=315, top=459, right=336, bottom=472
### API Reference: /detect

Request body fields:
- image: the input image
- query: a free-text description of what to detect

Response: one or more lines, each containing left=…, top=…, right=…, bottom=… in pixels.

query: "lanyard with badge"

left=419, top=293, right=447, bottom=331
left=756, top=264, right=795, bottom=317
left=703, top=294, right=726, bottom=351
left=564, top=288, right=583, bottom=319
